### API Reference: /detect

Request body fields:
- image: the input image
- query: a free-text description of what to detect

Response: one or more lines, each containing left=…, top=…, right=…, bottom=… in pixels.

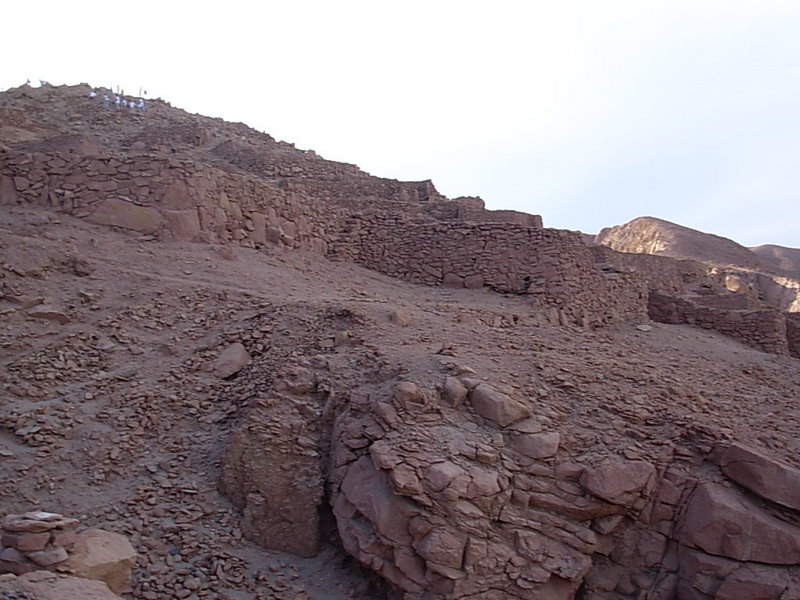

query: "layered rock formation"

left=221, top=353, right=800, bottom=600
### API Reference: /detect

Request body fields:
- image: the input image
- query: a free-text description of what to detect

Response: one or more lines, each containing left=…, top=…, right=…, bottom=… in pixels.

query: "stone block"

left=213, top=342, right=251, bottom=379
left=62, top=529, right=136, bottom=594
left=160, top=179, right=193, bottom=210
left=1, top=531, right=50, bottom=552
left=27, top=545, right=68, bottom=567
left=88, top=198, right=163, bottom=233
left=580, top=460, right=655, bottom=507
left=469, top=383, right=532, bottom=427
left=163, top=209, right=201, bottom=241
left=513, top=432, right=560, bottom=459
left=720, top=442, right=800, bottom=511
left=0, top=174, right=20, bottom=205
left=679, top=483, right=800, bottom=564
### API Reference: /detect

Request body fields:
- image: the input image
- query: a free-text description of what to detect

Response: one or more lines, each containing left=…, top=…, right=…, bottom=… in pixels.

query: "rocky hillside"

left=595, top=216, right=776, bottom=271
left=1, top=83, right=800, bottom=600
left=595, top=216, right=800, bottom=315
left=751, top=244, right=800, bottom=279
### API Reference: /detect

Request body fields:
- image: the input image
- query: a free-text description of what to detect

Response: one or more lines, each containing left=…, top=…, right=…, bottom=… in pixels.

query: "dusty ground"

left=1, top=204, right=799, bottom=599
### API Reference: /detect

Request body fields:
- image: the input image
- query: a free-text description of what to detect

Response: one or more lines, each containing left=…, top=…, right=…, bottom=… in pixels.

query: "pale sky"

left=2, top=1, right=798, bottom=247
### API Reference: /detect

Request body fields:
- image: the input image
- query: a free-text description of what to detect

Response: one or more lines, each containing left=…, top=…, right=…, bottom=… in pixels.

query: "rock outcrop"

left=221, top=352, right=800, bottom=600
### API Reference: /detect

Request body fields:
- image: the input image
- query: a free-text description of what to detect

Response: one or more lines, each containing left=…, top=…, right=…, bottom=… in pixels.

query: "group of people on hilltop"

left=88, top=88, right=145, bottom=112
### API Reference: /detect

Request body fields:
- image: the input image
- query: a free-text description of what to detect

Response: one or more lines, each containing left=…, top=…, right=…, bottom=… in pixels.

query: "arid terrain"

left=1, top=83, right=799, bottom=600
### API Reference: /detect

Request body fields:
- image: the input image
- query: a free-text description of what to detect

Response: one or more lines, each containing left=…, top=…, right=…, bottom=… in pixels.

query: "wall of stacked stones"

left=649, top=292, right=789, bottom=355
left=591, top=245, right=714, bottom=296
left=329, top=214, right=649, bottom=326
left=786, top=313, right=800, bottom=358
left=0, top=148, right=349, bottom=253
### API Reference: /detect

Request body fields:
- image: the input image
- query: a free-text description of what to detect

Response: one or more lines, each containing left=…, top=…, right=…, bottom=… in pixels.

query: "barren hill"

left=1, top=83, right=800, bottom=600
left=751, top=244, right=800, bottom=279
left=595, top=216, right=774, bottom=271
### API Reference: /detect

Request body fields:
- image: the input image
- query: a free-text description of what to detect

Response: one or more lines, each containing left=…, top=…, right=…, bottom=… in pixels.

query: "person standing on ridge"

left=103, top=94, right=110, bottom=108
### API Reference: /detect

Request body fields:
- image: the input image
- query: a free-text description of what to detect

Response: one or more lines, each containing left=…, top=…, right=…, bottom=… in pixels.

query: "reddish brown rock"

left=393, top=381, right=427, bottom=411
left=1, top=531, right=51, bottom=552
left=0, top=570, right=123, bottom=600
left=163, top=209, right=201, bottom=240
left=513, top=432, right=560, bottom=459
left=2, top=512, right=78, bottom=533
left=213, top=342, right=251, bottom=378
left=414, top=528, right=467, bottom=570
left=720, top=442, right=800, bottom=511
left=62, top=529, right=136, bottom=594
left=26, top=304, right=70, bottom=325
left=160, top=179, right=194, bottom=210
left=88, top=198, right=163, bottom=233
left=579, top=460, right=655, bottom=507
left=339, top=455, right=418, bottom=545
left=679, top=483, right=800, bottom=564
left=0, top=174, right=19, bottom=205
left=469, top=383, right=531, bottom=427
left=27, top=545, right=68, bottom=567
left=442, top=376, right=468, bottom=407
left=389, top=308, right=411, bottom=327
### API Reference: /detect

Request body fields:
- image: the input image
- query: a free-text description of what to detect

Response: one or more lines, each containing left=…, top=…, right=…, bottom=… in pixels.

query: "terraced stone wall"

left=329, top=214, right=648, bottom=326
left=649, top=292, right=790, bottom=355
left=786, top=313, right=800, bottom=358
left=0, top=148, right=347, bottom=253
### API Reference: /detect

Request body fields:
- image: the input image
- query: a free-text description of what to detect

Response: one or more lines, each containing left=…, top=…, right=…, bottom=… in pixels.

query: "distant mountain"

left=751, top=245, right=800, bottom=279
left=595, top=216, right=777, bottom=272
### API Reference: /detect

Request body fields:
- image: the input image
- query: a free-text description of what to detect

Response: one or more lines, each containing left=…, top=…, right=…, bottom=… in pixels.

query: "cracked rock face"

left=221, top=354, right=800, bottom=600
left=325, top=374, right=656, bottom=600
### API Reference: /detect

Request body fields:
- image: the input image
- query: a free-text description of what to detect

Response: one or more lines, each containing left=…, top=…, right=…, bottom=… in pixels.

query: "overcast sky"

left=2, top=1, right=798, bottom=247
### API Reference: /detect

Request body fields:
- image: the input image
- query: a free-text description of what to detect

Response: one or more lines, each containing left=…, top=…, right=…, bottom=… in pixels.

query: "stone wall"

left=649, top=292, right=789, bottom=355
left=591, top=245, right=716, bottom=297
left=0, top=147, right=640, bottom=327
left=786, top=313, right=800, bottom=358
left=329, top=214, right=648, bottom=326
left=0, top=148, right=348, bottom=253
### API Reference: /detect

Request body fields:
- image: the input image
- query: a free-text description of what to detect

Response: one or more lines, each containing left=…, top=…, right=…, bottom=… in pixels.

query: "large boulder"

left=468, top=383, right=531, bottom=427
left=0, top=571, right=123, bottom=600
left=720, top=442, right=800, bottom=511
left=88, top=198, right=163, bottom=233
left=213, top=342, right=251, bottom=378
left=0, top=174, right=19, bottom=205
left=579, top=460, right=656, bottom=507
left=61, top=529, right=136, bottom=594
left=679, top=483, right=800, bottom=564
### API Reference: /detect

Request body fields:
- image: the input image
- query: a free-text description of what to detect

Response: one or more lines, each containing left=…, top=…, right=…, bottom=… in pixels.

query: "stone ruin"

left=0, top=135, right=797, bottom=355
left=1, top=84, right=799, bottom=600
left=0, top=511, right=136, bottom=596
